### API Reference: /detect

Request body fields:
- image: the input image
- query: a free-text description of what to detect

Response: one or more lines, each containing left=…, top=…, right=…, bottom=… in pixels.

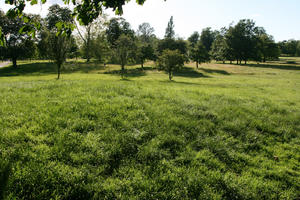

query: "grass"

left=0, top=57, right=299, bottom=199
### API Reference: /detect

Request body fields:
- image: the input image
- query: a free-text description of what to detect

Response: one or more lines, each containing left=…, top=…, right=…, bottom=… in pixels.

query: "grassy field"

left=0, top=57, right=299, bottom=199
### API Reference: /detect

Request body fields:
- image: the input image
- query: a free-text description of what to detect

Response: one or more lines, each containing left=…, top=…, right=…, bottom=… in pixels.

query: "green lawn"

left=0, top=58, right=299, bottom=199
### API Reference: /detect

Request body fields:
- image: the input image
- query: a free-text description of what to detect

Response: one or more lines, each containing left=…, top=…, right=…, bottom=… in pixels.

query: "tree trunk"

left=169, top=70, right=173, bottom=81
left=12, top=58, right=17, bottom=68
left=239, top=60, right=242, bottom=65
left=245, top=60, right=247, bottom=65
left=230, top=60, right=232, bottom=64
left=236, top=60, right=239, bottom=65
left=223, top=60, right=225, bottom=64
left=57, top=64, right=61, bottom=79
left=141, top=61, right=144, bottom=69
left=121, top=64, right=125, bottom=79
left=263, top=56, right=266, bottom=63
left=196, top=62, right=199, bottom=69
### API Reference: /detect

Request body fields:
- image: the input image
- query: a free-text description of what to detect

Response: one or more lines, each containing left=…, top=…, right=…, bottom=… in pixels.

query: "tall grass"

left=0, top=57, right=299, bottom=199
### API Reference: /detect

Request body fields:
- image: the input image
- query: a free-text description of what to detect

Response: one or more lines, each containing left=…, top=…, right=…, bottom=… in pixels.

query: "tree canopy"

left=0, top=0, right=166, bottom=46
left=0, top=10, right=38, bottom=67
left=165, top=16, right=175, bottom=39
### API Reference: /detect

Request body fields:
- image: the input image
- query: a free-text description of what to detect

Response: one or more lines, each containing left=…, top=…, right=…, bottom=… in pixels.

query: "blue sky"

left=1, top=0, right=299, bottom=41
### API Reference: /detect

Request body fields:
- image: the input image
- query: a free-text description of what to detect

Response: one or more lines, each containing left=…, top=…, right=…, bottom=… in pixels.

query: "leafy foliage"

left=114, top=34, right=137, bottom=78
left=0, top=11, right=38, bottom=67
left=157, top=49, right=184, bottom=80
left=200, top=27, right=216, bottom=52
left=45, top=4, right=74, bottom=79
left=106, top=17, right=134, bottom=47
left=190, top=41, right=210, bottom=68
left=165, top=16, right=175, bottom=39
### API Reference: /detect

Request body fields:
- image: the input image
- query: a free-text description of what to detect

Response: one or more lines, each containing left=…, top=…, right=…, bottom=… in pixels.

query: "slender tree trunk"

left=141, top=61, right=144, bottom=69
left=245, top=60, right=247, bottom=65
left=230, top=60, right=232, bottom=64
left=86, top=28, right=91, bottom=63
left=196, top=62, right=199, bottom=69
left=121, top=64, right=125, bottom=79
left=236, top=59, right=239, bottom=65
left=169, top=69, right=172, bottom=81
left=223, top=60, right=225, bottom=64
left=57, top=64, right=61, bottom=79
left=12, top=58, right=17, bottom=68
left=239, top=60, right=242, bottom=65
left=263, top=56, right=266, bottom=63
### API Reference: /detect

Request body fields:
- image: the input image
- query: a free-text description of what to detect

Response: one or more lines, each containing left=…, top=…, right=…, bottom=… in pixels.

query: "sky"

left=1, top=0, right=300, bottom=41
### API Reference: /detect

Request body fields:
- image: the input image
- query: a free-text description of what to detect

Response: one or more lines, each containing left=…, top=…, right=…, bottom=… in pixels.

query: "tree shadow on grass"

left=199, top=68, right=230, bottom=75
left=159, top=80, right=202, bottom=86
left=104, top=67, right=152, bottom=78
left=66, top=62, right=106, bottom=73
left=0, top=62, right=106, bottom=77
left=173, top=67, right=210, bottom=78
left=0, top=62, right=56, bottom=77
left=244, top=63, right=300, bottom=71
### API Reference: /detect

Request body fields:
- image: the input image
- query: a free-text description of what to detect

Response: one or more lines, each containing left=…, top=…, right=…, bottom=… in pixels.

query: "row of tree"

left=1, top=5, right=299, bottom=80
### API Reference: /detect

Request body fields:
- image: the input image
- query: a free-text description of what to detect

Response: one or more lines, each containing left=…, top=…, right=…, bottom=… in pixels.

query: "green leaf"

left=4, top=0, right=14, bottom=5
left=55, top=22, right=63, bottom=30
left=41, top=0, right=47, bottom=3
left=23, top=16, right=29, bottom=23
left=31, top=30, right=36, bottom=38
left=0, top=28, right=5, bottom=47
left=30, top=0, right=38, bottom=5
left=6, top=9, right=17, bottom=18
left=34, top=22, right=41, bottom=30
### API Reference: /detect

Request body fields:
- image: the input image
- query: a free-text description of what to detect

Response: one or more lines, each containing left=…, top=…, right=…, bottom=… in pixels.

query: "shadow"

left=199, top=68, right=230, bottom=75
left=244, top=63, right=300, bottom=71
left=159, top=80, right=201, bottom=86
left=0, top=62, right=106, bottom=77
left=0, top=62, right=56, bottom=77
left=173, top=67, right=210, bottom=78
left=66, top=62, right=106, bottom=73
left=104, top=67, right=151, bottom=78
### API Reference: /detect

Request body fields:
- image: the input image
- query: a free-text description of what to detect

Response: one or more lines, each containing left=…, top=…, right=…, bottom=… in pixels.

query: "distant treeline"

left=0, top=5, right=300, bottom=71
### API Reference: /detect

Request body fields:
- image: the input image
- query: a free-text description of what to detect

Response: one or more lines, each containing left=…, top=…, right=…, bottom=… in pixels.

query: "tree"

left=165, top=16, right=175, bottom=39
left=200, top=27, right=216, bottom=52
left=278, top=39, right=298, bottom=56
left=188, top=31, right=200, bottom=48
left=92, top=33, right=111, bottom=65
left=210, top=29, right=235, bottom=64
left=1, top=0, right=166, bottom=45
left=106, top=17, right=134, bottom=47
left=0, top=11, right=37, bottom=67
left=296, top=41, right=300, bottom=57
left=114, top=34, right=137, bottom=78
left=210, top=34, right=227, bottom=63
left=190, top=41, right=210, bottom=68
left=46, top=4, right=74, bottom=79
left=68, top=36, right=80, bottom=59
left=257, top=33, right=279, bottom=62
left=48, top=34, right=70, bottom=79
left=157, top=38, right=187, bottom=56
left=225, top=19, right=259, bottom=64
left=157, top=49, right=184, bottom=80
left=137, top=43, right=155, bottom=69
left=137, top=22, right=155, bottom=43
left=75, top=15, right=107, bottom=62
left=136, top=22, right=156, bottom=68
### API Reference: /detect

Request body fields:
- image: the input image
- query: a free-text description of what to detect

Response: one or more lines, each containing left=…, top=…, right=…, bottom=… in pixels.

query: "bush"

left=157, top=49, right=184, bottom=80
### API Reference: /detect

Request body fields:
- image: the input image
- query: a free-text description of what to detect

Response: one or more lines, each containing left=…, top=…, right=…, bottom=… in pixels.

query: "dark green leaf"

left=30, top=0, right=38, bottom=5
